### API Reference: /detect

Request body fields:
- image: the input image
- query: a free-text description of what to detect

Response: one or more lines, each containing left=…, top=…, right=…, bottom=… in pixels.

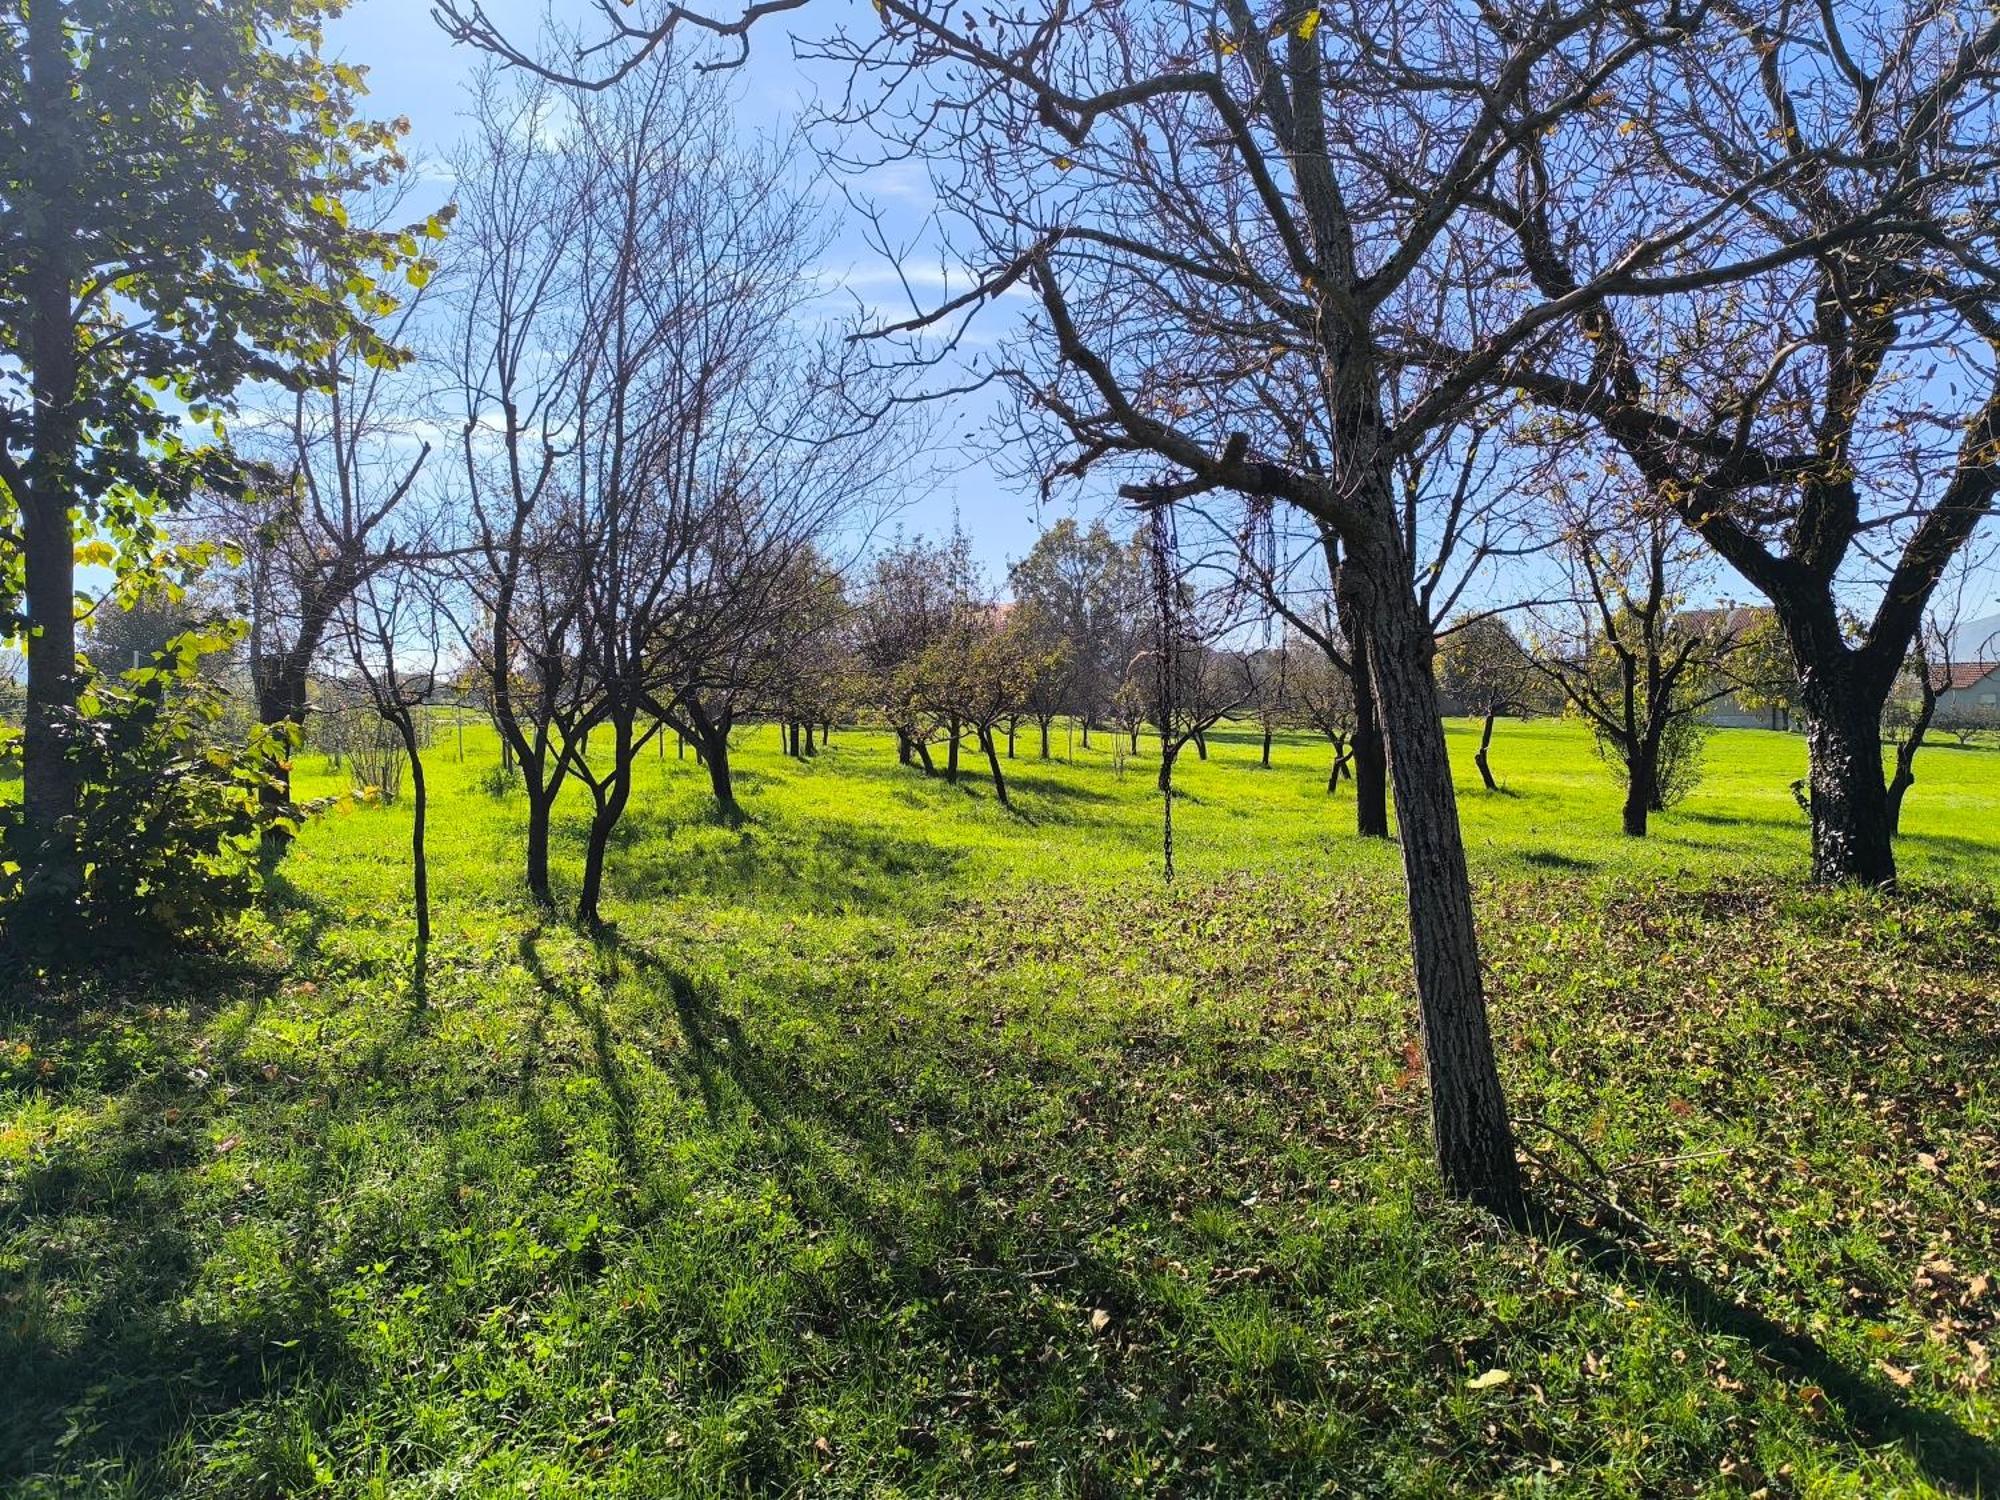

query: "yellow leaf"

left=1467, top=1368, right=1511, bottom=1389
left=1296, top=8, right=1321, bottom=38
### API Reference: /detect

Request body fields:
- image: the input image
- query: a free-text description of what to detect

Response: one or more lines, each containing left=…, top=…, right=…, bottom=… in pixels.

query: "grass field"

left=4, top=717, right=1999, bottom=1496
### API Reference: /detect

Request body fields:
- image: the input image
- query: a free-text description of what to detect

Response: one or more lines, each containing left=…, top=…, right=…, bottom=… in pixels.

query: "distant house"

left=1932, top=659, right=2000, bottom=720
left=1704, top=692, right=1792, bottom=731
left=1677, top=605, right=1794, bottom=730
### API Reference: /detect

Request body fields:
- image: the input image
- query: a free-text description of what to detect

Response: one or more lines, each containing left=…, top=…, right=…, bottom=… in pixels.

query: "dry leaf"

left=1466, top=1368, right=1511, bottom=1389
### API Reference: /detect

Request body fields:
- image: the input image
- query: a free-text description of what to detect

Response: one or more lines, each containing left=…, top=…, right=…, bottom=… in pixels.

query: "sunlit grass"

left=3, top=716, right=1997, bottom=1496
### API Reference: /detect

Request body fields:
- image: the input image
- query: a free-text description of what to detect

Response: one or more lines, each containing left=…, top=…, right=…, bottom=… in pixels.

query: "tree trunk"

left=253, top=654, right=313, bottom=851
left=1339, top=581, right=1391, bottom=839
left=15, top=6, right=84, bottom=910
left=1039, top=719, right=1052, bottom=759
left=1006, top=719, right=1017, bottom=758
left=1800, top=683, right=1896, bottom=884
left=395, top=714, right=430, bottom=946
left=1350, top=702, right=1389, bottom=837
left=1767, top=605, right=1900, bottom=885
left=946, top=718, right=961, bottom=783
left=1887, top=680, right=1938, bottom=837
left=1621, top=754, right=1651, bottom=837
left=1474, top=709, right=1498, bottom=792
left=704, top=735, right=736, bottom=817
left=803, top=721, right=817, bottom=755
left=981, top=728, right=1010, bottom=807
left=897, top=728, right=912, bottom=766
left=1081, top=719, right=1091, bottom=749
left=575, top=717, right=638, bottom=928
left=524, top=784, right=555, bottom=907
left=1194, top=729, right=1208, bottom=760
left=577, top=801, right=614, bottom=929
left=1261, top=725, right=1272, bottom=768
left=1347, top=543, right=1522, bottom=1220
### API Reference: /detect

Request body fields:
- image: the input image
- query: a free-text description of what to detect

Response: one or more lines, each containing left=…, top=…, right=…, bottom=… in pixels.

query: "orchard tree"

left=442, top=0, right=1896, bottom=1219
left=856, top=531, right=979, bottom=775
left=1435, top=614, right=1534, bottom=792
left=1489, top=0, right=2000, bottom=884
left=0, top=0, right=416, bottom=910
left=1525, top=501, right=1746, bottom=837
left=1288, top=631, right=1360, bottom=793
left=1007, top=517, right=1146, bottom=742
left=340, top=556, right=442, bottom=946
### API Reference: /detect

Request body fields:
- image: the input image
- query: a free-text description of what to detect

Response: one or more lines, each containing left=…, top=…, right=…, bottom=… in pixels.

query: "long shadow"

left=613, top=810, right=967, bottom=916
left=1520, top=849, right=1600, bottom=873
left=0, top=1049, right=359, bottom=1488
left=516, top=931, right=634, bottom=1179
left=1534, top=1202, right=2000, bottom=1495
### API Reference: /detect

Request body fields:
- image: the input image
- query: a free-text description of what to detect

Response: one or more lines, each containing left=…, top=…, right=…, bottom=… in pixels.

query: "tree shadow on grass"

left=1533, top=1202, right=2000, bottom=1495
left=0, top=1042, right=360, bottom=1491
left=610, top=807, right=967, bottom=916
left=1519, top=849, right=1600, bottom=873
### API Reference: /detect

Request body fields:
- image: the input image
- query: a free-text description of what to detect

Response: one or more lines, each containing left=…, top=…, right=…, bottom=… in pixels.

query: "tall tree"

left=1491, top=0, right=2000, bottom=884
left=0, top=0, right=413, bottom=908
left=1007, top=517, right=1146, bottom=741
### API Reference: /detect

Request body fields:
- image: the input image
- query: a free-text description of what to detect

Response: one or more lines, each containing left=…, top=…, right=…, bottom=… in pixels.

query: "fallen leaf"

left=1467, top=1368, right=1511, bottom=1390
left=1878, top=1361, right=1915, bottom=1389
left=1090, top=1308, right=1112, bottom=1335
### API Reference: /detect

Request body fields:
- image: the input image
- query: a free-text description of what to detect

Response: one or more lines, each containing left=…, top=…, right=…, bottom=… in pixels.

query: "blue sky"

left=321, top=3, right=1999, bottom=643
left=325, top=0, right=1085, bottom=586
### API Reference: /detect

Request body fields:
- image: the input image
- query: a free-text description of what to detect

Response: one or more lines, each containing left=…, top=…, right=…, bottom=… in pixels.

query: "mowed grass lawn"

left=3, top=717, right=1999, bottom=1497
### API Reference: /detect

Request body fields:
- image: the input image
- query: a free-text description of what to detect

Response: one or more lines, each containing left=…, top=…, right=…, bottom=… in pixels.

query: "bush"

left=1, top=630, right=291, bottom=950
left=348, top=714, right=408, bottom=804
left=477, top=759, right=519, bottom=798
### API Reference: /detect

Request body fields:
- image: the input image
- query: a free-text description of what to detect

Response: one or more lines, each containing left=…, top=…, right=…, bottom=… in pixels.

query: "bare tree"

left=194, top=184, right=444, bottom=845
left=1436, top=614, right=1537, bottom=793
left=1487, top=0, right=2000, bottom=884
left=441, top=71, right=600, bottom=906
left=442, top=57, right=898, bottom=926
left=1525, top=498, right=1747, bottom=836
left=1288, top=630, right=1360, bottom=793
left=340, top=558, right=443, bottom=946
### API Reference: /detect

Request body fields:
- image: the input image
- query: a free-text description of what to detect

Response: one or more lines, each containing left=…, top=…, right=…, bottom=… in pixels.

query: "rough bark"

left=1799, top=676, right=1896, bottom=884
left=1345, top=539, right=1522, bottom=1220
left=16, top=3, right=83, bottom=905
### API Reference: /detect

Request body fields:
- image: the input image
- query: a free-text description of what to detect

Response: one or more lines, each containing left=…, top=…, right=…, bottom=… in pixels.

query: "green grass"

left=3, top=717, right=1999, bottom=1496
